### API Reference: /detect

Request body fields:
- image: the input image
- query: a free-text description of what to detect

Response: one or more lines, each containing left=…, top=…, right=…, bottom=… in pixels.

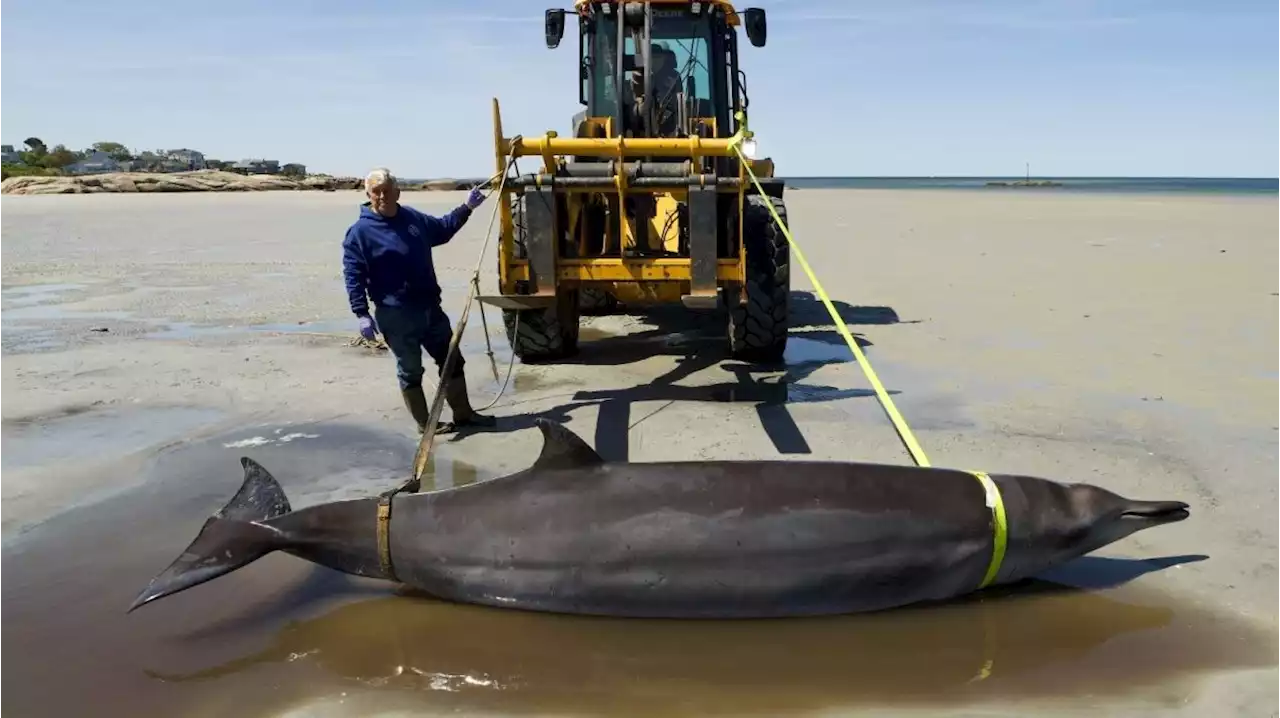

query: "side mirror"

left=743, top=8, right=767, bottom=47
left=545, top=9, right=566, bottom=49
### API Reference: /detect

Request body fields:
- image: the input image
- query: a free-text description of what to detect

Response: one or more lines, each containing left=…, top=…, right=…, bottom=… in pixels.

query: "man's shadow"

left=453, top=292, right=917, bottom=461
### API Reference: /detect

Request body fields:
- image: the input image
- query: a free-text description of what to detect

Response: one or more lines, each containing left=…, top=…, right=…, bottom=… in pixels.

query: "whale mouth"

left=1121, top=501, right=1190, bottom=523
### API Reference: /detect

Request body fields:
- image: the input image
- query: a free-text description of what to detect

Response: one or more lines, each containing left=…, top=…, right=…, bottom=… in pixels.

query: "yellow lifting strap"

left=730, top=142, right=932, bottom=469
left=729, top=138, right=1007, bottom=588
left=968, top=470, right=1009, bottom=589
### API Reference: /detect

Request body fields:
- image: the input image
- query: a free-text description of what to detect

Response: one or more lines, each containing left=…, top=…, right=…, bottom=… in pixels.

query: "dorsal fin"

left=217, top=457, right=293, bottom=521
left=532, top=418, right=604, bottom=470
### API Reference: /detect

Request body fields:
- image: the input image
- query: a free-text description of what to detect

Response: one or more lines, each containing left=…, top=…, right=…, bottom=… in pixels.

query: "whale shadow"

left=1030, top=553, right=1210, bottom=591
left=961, top=553, right=1210, bottom=605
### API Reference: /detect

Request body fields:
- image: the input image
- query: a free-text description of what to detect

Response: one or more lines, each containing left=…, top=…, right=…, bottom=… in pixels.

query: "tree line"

left=3, top=138, right=306, bottom=179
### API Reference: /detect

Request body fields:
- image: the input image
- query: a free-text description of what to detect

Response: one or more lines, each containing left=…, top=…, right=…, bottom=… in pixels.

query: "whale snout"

left=1120, top=500, right=1190, bottom=524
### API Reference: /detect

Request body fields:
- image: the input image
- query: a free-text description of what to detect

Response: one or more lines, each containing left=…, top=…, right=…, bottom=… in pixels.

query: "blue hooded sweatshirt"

left=341, top=201, right=473, bottom=317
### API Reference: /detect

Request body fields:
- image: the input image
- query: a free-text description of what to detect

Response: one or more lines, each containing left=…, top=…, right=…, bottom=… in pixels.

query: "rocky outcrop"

left=985, top=179, right=1064, bottom=188
left=419, top=179, right=482, bottom=191
left=0, top=170, right=484, bottom=195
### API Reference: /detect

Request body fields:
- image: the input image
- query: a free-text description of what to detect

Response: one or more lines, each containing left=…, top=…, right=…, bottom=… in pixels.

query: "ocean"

left=778, top=177, right=1278, bottom=195
left=417, top=176, right=1276, bottom=196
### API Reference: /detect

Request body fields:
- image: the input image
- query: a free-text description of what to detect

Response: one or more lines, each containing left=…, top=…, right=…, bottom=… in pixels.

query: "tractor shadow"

left=457, top=292, right=915, bottom=460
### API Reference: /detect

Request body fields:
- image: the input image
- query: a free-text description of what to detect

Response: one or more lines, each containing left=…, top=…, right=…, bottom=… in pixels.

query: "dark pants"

left=374, top=303, right=465, bottom=391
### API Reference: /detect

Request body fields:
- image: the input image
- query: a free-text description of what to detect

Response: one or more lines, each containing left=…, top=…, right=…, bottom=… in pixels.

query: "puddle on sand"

left=417, top=454, right=482, bottom=491
left=1, top=326, right=64, bottom=353
left=784, top=335, right=856, bottom=366
left=140, top=319, right=570, bottom=395
left=253, top=320, right=356, bottom=335
left=1, top=405, right=226, bottom=472
left=1, top=282, right=89, bottom=307
left=144, top=319, right=357, bottom=341
left=142, top=321, right=235, bottom=340
left=473, top=361, right=579, bottom=395
left=1, top=304, right=135, bottom=322
left=145, top=575, right=1277, bottom=718
left=2, top=420, right=1274, bottom=718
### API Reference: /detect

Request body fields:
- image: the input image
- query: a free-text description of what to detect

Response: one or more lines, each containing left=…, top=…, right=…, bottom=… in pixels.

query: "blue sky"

left=3, top=0, right=1276, bottom=177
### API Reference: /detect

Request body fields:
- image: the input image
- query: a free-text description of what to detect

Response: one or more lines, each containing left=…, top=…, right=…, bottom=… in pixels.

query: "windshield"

left=588, top=11, right=714, bottom=127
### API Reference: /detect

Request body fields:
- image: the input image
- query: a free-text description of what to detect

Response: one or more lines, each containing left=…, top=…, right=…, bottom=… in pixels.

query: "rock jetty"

left=0, top=170, right=481, bottom=195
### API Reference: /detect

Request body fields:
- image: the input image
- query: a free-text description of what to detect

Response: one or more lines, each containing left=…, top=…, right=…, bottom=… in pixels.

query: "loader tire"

left=728, top=194, right=790, bottom=362
left=578, top=287, right=620, bottom=315
left=496, top=191, right=583, bottom=360
left=502, top=288, right=580, bottom=362
left=500, top=194, right=580, bottom=362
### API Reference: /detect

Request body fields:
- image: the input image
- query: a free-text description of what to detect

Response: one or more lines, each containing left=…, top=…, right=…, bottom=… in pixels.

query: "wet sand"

left=2, top=188, right=1277, bottom=717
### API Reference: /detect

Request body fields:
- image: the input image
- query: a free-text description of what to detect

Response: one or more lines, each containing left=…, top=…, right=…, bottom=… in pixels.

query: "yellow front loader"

left=481, top=0, right=789, bottom=363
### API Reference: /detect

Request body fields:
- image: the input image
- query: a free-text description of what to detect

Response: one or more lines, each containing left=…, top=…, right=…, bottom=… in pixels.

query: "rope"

left=727, top=134, right=1008, bottom=591
left=380, top=248, right=517, bottom=557
left=395, top=145, right=524, bottom=494
left=473, top=312, right=520, bottom=413
left=468, top=152, right=526, bottom=413
left=729, top=140, right=933, bottom=468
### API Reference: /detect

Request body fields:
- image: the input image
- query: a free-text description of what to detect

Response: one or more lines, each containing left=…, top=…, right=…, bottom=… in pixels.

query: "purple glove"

left=357, top=314, right=377, bottom=340
left=465, top=187, right=485, bottom=210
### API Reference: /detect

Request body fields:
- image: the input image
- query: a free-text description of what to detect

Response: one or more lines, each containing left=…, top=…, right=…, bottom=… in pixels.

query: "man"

left=629, top=43, right=683, bottom=136
left=342, top=167, right=496, bottom=434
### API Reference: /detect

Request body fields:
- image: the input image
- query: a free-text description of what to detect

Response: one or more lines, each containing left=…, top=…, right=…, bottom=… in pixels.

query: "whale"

left=128, top=418, right=1190, bottom=618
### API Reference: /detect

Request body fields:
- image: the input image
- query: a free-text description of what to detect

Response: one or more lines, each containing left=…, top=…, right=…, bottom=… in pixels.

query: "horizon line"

left=390, top=174, right=1279, bottom=181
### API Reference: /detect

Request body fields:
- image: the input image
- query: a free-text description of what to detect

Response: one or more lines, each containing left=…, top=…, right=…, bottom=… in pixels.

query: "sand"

left=1, top=188, right=1277, bottom=717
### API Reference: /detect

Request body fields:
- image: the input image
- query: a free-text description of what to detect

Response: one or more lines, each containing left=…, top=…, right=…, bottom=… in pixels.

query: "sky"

left=2, top=0, right=1276, bottom=178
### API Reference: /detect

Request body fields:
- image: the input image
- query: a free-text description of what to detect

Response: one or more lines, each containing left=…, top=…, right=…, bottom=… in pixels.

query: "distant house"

left=66, top=151, right=120, bottom=175
left=132, top=151, right=164, bottom=172
left=166, top=149, right=206, bottom=170
left=1, top=144, right=21, bottom=164
left=232, top=158, right=280, bottom=175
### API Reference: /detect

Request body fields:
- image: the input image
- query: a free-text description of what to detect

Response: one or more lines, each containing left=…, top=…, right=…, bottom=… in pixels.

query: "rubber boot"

left=440, top=372, right=496, bottom=434
left=400, top=386, right=432, bottom=434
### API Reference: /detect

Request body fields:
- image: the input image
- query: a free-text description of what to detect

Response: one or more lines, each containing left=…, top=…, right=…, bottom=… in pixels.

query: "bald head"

left=364, top=166, right=400, bottom=216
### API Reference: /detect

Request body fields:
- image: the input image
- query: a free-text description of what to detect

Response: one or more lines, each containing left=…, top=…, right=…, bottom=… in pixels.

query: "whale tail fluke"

left=127, top=457, right=293, bottom=613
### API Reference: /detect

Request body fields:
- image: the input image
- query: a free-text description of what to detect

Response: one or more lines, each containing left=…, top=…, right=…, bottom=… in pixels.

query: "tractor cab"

left=548, top=1, right=767, bottom=143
